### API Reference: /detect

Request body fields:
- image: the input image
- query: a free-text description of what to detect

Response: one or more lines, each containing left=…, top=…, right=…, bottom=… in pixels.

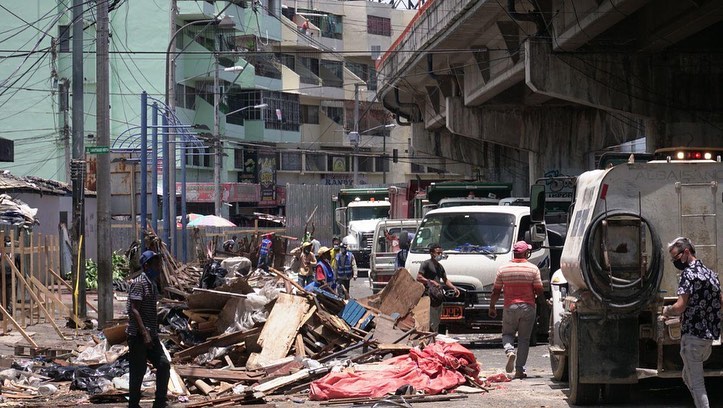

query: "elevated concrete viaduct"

left=377, top=0, right=723, bottom=193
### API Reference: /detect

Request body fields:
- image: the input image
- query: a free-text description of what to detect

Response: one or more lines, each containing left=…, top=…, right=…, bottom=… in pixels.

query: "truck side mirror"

left=527, top=223, right=547, bottom=244
left=530, top=184, right=546, bottom=223
left=335, top=207, right=347, bottom=230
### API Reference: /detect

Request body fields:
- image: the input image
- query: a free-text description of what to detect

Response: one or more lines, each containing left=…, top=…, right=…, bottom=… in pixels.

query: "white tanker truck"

left=534, top=152, right=723, bottom=405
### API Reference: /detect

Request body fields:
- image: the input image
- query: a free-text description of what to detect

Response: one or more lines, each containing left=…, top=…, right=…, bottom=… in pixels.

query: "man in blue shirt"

left=663, top=237, right=722, bottom=408
left=257, top=233, right=273, bottom=271
left=334, top=243, right=357, bottom=299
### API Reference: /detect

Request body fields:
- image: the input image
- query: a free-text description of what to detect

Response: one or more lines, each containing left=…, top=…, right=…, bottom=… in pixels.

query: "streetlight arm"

left=225, top=103, right=268, bottom=116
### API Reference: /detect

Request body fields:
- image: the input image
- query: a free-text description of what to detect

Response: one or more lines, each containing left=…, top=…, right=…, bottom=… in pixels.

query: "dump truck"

left=541, top=154, right=723, bottom=405
left=420, top=181, right=513, bottom=216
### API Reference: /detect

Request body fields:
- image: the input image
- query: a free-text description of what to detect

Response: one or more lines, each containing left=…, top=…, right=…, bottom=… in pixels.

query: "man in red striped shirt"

left=489, top=241, right=543, bottom=379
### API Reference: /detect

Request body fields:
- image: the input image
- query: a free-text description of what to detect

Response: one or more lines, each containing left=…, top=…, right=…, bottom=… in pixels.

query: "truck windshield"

left=348, top=206, right=390, bottom=221
left=410, top=212, right=515, bottom=254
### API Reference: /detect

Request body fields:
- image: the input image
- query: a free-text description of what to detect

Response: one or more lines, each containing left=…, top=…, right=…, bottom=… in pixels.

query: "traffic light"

left=392, top=148, right=398, bottom=163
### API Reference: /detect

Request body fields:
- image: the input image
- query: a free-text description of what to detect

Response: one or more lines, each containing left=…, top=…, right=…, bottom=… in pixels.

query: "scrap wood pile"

left=1, top=244, right=486, bottom=406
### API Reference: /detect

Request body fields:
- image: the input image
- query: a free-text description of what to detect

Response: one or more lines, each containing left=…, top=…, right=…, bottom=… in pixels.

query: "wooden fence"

left=0, top=230, right=78, bottom=345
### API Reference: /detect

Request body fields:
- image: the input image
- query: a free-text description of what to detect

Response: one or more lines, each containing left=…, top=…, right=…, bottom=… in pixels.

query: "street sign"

left=85, top=146, right=110, bottom=154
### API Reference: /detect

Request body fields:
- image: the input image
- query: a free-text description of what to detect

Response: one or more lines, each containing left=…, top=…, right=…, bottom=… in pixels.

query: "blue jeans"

left=680, top=334, right=712, bottom=408
left=501, top=303, right=536, bottom=372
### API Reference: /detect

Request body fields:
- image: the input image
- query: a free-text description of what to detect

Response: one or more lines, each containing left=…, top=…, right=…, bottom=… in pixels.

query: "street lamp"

left=213, top=102, right=268, bottom=218
left=165, top=9, right=236, bottom=252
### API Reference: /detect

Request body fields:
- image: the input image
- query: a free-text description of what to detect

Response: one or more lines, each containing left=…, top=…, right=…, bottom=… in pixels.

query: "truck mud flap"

left=577, top=315, right=638, bottom=384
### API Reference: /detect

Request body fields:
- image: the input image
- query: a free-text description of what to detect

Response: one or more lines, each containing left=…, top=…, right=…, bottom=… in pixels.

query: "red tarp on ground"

left=309, top=341, right=480, bottom=400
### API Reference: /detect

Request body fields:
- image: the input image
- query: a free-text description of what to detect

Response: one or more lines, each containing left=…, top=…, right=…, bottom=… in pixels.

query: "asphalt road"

left=348, top=274, right=719, bottom=408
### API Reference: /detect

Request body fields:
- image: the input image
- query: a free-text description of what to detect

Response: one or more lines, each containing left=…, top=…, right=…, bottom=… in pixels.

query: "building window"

left=175, top=84, right=197, bottom=110
left=411, top=163, right=425, bottom=173
left=298, top=56, right=320, bottom=84
left=320, top=59, right=343, bottom=88
left=227, top=90, right=262, bottom=125
left=358, top=153, right=374, bottom=172
left=305, top=152, right=326, bottom=171
left=324, top=106, right=344, bottom=125
left=58, top=25, right=71, bottom=52
left=280, top=152, right=302, bottom=171
left=301, top=105, right=319, bottom=124
left=375, top=156, right=388, bottom=172
left=186, top=146, right=212, bottom=168
left=299, top=10, right=343, bottom=39
left=367, top=16, right=391, bottom=37
left=264, top=91, right=300, bottom=131
left=370, top=45, right=381, bottom=60
left=368, top=67, right=378, bottom=91
left=347, top=62, right=368, bottom=82
left=279, top=53, right=295, bottom=70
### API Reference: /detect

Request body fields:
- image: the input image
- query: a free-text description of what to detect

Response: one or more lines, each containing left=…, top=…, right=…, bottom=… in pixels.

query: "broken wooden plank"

left=194, top=379, right=214, bottom=396
left=245, top=294, right=312, bottom=369
left=174, top=366, right=265, bottom=382
left=294, top=334, right=306, bottom=358
left=48, top=267, right=97, bottom=312
left=0, top=304, right=37, bottom=348
left=192, top=288, right=248, bottom=298
left=29, top=275, right=83, bottom=328
left=252, top=368, right=310, bottom=393
left=173, top=327, right=261, bottom=362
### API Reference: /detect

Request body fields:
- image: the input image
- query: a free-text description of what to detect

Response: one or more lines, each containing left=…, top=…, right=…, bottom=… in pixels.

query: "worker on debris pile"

left=222, top=235, right=237, bottom=252
left=290, top=241, right=316, bottom=287
left=416, top=244, right=460, bottom=332
left=304, top=246, right=336, bottom=294
left=257, top=232, right=274, bottom=271
left=127, top=250, right=170, bottom=408
left=334, top=242, right=357, bottom=299
left=488, top=241, right=543, bottom=380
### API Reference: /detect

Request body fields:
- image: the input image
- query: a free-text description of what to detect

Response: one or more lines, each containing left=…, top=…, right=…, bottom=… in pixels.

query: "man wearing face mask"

left=329, top=237, right=341, bottom=271
left=127, top=251, right=170, bottom=408
left=334, top=243, right=357, bottom=299
left=663, top=237, right=722, bottom=408
left=488, top=241, right=543, bottom=379
left=416, top=243, right=460, bottom=332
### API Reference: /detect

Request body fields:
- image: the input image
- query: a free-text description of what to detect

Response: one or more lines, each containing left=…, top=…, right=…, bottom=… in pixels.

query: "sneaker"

left=505, top=352, right=516, bottom=373
left=514, top=370, right=527, bottom=379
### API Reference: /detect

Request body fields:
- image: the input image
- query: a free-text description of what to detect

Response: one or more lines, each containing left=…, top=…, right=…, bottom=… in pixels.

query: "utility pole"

left=213, top=55, right=222, bottom=217
left=96, top=0, right=112, bottom=326
left=71, top=0, right=86, bottom=318
left=351, top=83, right=361, bottom=187
left=167, top=0, right=178, bottom=251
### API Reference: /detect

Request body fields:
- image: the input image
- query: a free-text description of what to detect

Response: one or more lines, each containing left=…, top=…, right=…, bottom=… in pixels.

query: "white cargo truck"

left=542, top=155, right=723, bottom=405
left=405, top=206, right=551, bottom=338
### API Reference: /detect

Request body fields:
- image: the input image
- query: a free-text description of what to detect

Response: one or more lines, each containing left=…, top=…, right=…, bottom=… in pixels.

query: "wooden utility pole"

left=96, top=0, right=112, bottom=326
left=71, top=0, right=86, bottom=318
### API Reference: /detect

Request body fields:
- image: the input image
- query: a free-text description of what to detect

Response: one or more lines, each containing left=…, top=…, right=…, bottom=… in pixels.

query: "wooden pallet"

left=13, top=345, right=72, bottom=358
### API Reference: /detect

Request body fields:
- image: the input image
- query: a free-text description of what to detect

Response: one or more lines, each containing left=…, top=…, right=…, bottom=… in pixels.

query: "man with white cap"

left=127, top=250, right=170, bottom=408
left=488, top=241, right=543, bottom=379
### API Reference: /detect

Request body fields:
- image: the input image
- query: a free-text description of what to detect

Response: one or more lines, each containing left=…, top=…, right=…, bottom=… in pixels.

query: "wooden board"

left=412, top=295, right=430, bottom=332
left=359, top=268, right=424, bottom=317
left=174, top=366, right=265, bottom=382
left=173, top=327, right=261, bottom=362
left=245, top=293, right=312, bottom=369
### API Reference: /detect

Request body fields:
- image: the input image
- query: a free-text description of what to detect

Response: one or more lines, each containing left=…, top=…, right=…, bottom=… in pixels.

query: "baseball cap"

left=513, top=241, right=532, bottom=254
left=139, top=250, right=160, bottom=266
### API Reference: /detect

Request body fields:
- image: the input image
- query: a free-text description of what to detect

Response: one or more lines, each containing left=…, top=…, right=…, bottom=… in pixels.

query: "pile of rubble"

left=0, top=237, right=501, bottom=406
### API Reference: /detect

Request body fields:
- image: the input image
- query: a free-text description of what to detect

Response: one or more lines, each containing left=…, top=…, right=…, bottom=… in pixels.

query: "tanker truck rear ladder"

left=676, top=180, right=718, bottom=266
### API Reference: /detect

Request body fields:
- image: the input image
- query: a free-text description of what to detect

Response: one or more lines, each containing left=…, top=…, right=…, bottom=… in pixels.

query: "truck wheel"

left=549, top=309, right=568, bottom=381
left=568, top=317, right=600, bottom=405
left=601, top=384, right=631, bottom=404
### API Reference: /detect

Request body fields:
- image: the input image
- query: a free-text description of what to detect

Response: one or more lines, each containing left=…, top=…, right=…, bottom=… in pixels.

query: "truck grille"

left=360, top=232, right=374, bottom=251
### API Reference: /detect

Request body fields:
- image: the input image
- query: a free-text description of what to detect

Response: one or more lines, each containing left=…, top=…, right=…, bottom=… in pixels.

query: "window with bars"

left=346, top=62, right=368, bottom=82
left=264, top=91, right=300, bottom=131
left=175, top=84, right=197, bottom=110
left=320, top=60, right=344, bottom=88
left=185, top=146, right=212, bottom=168
left=301, top=105, right=319, bottom=124
left=367, top=16, right=391, bottom=37
left=299, top=10, right=343, bottom=39
left=227, top=90, right=263, bottom=125
left=306, top=152, right=326, bottom=171
left=324, top=106, right=344, bottom=125
left=368, top=67, right=378, bottom=91
left=279, top=152, right=302, bottom=171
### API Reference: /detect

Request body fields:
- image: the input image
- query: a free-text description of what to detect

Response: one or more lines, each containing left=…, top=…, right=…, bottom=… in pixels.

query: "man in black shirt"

left=416, top=244, right=459, bottom=332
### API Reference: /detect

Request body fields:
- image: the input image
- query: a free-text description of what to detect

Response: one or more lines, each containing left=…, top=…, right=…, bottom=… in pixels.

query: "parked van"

left=369, top=219, right=421, bottom=293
